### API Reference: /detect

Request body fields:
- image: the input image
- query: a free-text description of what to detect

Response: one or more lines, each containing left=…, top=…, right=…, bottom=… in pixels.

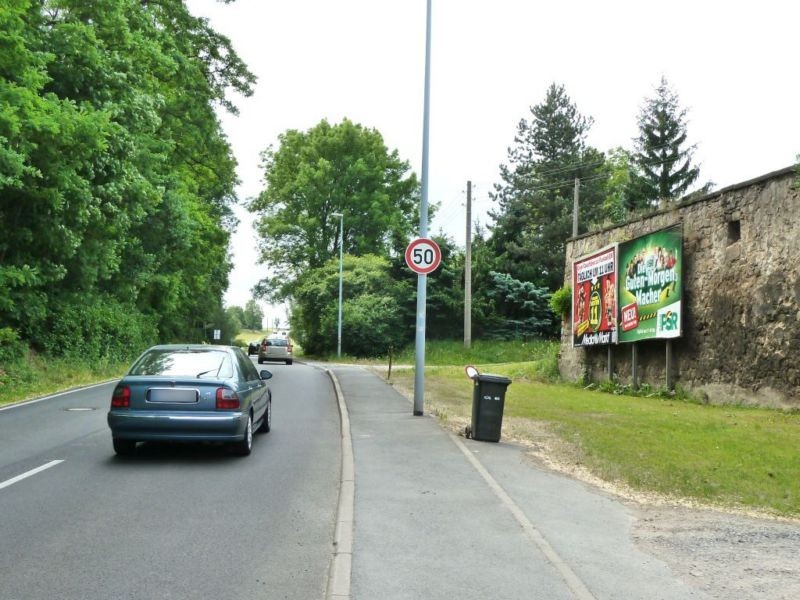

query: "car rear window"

left=267, top=338, right=288, bottom=347
left=128, top=349, right=234, bottom=378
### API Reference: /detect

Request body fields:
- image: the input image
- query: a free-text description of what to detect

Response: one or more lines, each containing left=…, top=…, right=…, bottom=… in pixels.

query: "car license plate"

left=147, top=388, right=199, bottom=403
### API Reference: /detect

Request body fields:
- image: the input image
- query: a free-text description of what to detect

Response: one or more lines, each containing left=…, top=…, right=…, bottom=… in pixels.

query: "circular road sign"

left=405, top=237, right=442, bottom=275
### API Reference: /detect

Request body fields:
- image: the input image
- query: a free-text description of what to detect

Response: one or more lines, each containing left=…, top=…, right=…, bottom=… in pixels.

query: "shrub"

left=31, top=294, right=158, bottom=364
left=549, top=286, right=572, bottom=321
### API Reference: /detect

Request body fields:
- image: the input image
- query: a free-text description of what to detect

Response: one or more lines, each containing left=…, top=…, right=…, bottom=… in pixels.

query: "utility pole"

left=572, top=177, right=580, bottom=237
left=464, top=181, right=472, bottom=348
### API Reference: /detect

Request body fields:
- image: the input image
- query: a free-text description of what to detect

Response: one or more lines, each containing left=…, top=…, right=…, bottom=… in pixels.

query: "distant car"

left=258, top=337, right=293, bottom=365
left=107, top=344, right=273, bottom=456
left=247, top=340, right=260, bottom=356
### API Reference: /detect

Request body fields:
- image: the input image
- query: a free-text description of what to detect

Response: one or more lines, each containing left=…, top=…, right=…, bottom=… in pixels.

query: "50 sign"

left=405, top=238, right=442, bottom=275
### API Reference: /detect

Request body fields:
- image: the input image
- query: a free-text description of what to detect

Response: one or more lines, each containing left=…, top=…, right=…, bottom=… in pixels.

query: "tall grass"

left=0, top=350, right=128, bottom=407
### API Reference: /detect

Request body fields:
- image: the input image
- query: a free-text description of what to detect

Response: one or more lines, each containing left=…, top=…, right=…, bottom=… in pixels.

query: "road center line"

left=0, top=460, right=64, bottom=491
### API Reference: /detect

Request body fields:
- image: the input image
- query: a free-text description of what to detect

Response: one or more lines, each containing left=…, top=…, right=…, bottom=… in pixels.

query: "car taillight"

left=111, top=386, right=131, bottom=408
left=287, top=344, right=293, bottom=353
left=216, top=388, right=240, bottom=410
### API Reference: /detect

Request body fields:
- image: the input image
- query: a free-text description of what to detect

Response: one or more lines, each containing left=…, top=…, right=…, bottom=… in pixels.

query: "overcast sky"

left=185, top=0, right=799, bottom=323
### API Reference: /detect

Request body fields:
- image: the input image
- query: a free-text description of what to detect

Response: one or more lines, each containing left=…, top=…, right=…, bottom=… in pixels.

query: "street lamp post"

left=331, top=212, right=344, bottom=358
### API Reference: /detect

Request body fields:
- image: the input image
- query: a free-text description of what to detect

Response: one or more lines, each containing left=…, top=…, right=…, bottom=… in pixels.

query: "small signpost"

left=405, top=237, right=442, bottom=275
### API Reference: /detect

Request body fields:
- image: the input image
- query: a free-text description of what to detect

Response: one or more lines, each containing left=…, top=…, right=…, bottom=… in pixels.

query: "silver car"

left=107, top=345, right=272, bottom=456
left=257, top=337, right=293, bottom=365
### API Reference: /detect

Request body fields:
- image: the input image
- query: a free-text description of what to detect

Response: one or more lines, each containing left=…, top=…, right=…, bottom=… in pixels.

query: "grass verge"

left=377, top=343, right=800, bottom=519
left=0, top=350, right=128, bottom=408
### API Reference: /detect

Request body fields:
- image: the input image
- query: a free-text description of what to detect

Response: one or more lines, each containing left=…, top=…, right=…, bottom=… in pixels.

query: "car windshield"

left=128, top=349, right=234, bottom=379
left=267, top=338, right=288, bottom=347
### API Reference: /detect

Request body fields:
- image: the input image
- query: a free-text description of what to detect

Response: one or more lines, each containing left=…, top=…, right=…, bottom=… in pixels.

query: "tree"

left=628, top=77, right=705, bottom=207
left=487, top=272, right=557, bottom=339
left=242, top=299, right=264, bottom=330
left=250, top=119, right=419, bottom=301
left=0, top=0, right=254, bottom=356
left=489, top=83, right=608, bottom=291
left=290, top=254, right=408, bottom=356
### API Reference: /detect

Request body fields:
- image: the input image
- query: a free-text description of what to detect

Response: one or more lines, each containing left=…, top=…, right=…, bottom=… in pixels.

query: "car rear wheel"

left=113, top=439, right=136, bottom=456
left=257, top=357, right=264, bottom=364
left=286, top=359, right=292, bottom=365
left=233, top=414, right=253, bottom=456
left=257, top=399, right=271, bottom=434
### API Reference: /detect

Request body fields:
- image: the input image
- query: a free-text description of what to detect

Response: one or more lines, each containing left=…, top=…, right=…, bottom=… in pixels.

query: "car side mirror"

left=260, top=370, right=273, bottom=380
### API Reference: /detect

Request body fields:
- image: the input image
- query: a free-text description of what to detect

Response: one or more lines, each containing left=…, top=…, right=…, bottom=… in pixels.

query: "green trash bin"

left=469, top=373, right=511, bottom=442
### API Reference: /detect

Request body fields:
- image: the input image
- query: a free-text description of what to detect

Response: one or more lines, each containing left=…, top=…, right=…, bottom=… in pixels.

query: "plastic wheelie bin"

left=467, top=372, right=512, bottom=442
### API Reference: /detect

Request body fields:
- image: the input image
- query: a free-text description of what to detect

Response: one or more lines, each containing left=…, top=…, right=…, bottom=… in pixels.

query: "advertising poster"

left=572, top=245, right=617, bottom=347
left=617, top=225, right=683, bottom=343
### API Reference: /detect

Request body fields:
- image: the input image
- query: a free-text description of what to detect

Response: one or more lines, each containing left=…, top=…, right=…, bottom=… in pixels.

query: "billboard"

left=572, top=245, right=617, bottom=347
left=617, top=224, right=683, bottom=343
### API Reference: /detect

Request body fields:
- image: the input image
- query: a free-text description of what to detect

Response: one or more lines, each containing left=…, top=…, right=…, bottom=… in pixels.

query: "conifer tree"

left=489, top=84, right=607, bottom=291
left=628, top=77, right=702, bottom=207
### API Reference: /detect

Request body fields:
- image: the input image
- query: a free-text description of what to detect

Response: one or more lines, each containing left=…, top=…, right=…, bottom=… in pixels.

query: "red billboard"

left=572, top=245, right=617, bottom=347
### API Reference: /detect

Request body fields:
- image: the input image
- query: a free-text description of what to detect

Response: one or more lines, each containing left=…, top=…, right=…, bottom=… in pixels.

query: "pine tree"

left=628, top=77, right=702, bottom=207
left=489, top=84, right=607, bottom=291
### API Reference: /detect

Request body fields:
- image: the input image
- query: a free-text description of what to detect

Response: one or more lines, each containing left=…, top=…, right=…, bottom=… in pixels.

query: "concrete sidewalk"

left=331, top=365, right=708, bottom=600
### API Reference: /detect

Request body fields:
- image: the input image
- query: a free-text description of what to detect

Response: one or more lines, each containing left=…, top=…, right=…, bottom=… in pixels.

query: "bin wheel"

left=464, top=425, right=472, bottom=439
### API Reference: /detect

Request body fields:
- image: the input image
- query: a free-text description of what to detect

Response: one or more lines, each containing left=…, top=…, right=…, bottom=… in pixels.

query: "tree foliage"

left=0, top=0, right=253, bottom=361
left=242, top=299, right=264, bottom=330
left=291, top=254, right=408, bottom=357
left=628, top=77, right=705, bottom=207
left=251, top=118, right=419, bottom=300
left=489, top=83, right=608, bottom=291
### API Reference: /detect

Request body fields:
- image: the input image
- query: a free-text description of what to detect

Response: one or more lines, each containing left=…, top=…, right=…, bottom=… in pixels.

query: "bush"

left=340, top=294, right=405, bottom=358
left=31, top=295, right=158, bottom=364
left=549, top=286, right=571, bottom=321
left=0, top=327, right=24, bottom=366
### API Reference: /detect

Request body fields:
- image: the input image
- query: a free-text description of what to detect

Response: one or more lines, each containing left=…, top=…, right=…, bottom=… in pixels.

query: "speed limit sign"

left=405, top=237, right=442, bottom=274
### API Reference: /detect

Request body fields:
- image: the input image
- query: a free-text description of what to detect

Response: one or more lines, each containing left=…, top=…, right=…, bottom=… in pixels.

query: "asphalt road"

left=0, top=361, right=340, bottom=600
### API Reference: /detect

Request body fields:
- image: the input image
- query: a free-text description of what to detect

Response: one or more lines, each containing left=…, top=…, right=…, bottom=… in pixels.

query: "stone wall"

left=559, top=166, right=800, bottom=408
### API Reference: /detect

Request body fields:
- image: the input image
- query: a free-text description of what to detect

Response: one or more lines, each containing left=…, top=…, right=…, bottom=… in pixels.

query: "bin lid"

left=475, top=373, right=512, bottom=385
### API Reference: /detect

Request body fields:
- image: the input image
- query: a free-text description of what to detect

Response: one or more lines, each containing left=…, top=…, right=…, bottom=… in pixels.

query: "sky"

left=185, top=0, right=800, bottom=325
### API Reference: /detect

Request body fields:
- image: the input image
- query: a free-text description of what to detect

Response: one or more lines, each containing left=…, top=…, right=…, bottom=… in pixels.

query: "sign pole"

left=413, top=0, right=432, bottom=417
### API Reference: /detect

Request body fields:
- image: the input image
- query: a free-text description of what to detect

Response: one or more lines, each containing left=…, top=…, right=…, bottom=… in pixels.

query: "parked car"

left=107, top=344, right=273, bottom=456
left=247, top=340, right=260, bottom=356
left=258, top=337, right=293, bottom=365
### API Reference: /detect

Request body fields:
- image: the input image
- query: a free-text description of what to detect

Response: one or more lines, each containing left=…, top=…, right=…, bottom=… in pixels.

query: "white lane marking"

left=0, top=380, right=117, bottom=412
left=0, top=460, right=64, bottom=491
left=451, top=434, right=597, bottom=600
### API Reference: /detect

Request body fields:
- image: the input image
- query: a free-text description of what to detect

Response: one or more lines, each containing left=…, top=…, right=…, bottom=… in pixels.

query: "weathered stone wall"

left=560, top=166, right=800, bottom=408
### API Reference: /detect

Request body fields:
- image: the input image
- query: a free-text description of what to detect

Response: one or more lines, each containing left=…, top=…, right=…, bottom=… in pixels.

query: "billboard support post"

left=665, top=340, right=674, bottom=390
left=631, top=343, right=639, bottom=390
left=607, top=345, right=613, bottom=381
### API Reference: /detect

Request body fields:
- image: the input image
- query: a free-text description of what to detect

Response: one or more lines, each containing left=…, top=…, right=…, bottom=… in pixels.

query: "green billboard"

left=617, top=225, right=683, bottom=343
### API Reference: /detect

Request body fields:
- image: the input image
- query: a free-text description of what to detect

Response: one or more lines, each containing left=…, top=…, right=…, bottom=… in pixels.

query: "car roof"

left=146, top=344, right=236, bottom=353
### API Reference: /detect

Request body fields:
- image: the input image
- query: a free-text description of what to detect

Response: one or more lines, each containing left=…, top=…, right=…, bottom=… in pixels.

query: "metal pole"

left=631, top=343, right=639, bottom=390
left=464, top=180, right=472, bottom=349
left=331, top=212, right=344, bottom=358
left=413, top=0, right=432, bottom=417
left=337, top=216, right=343, bottom=358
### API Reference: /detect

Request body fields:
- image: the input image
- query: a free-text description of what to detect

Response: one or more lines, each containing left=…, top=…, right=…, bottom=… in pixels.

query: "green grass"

left=234, top=329, right=271, bottom=345
left=378, top=340, right=800, bottom=518
left=0, top=351, right=128, bottom=408
left=308, top=339, right=560, bottom=372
